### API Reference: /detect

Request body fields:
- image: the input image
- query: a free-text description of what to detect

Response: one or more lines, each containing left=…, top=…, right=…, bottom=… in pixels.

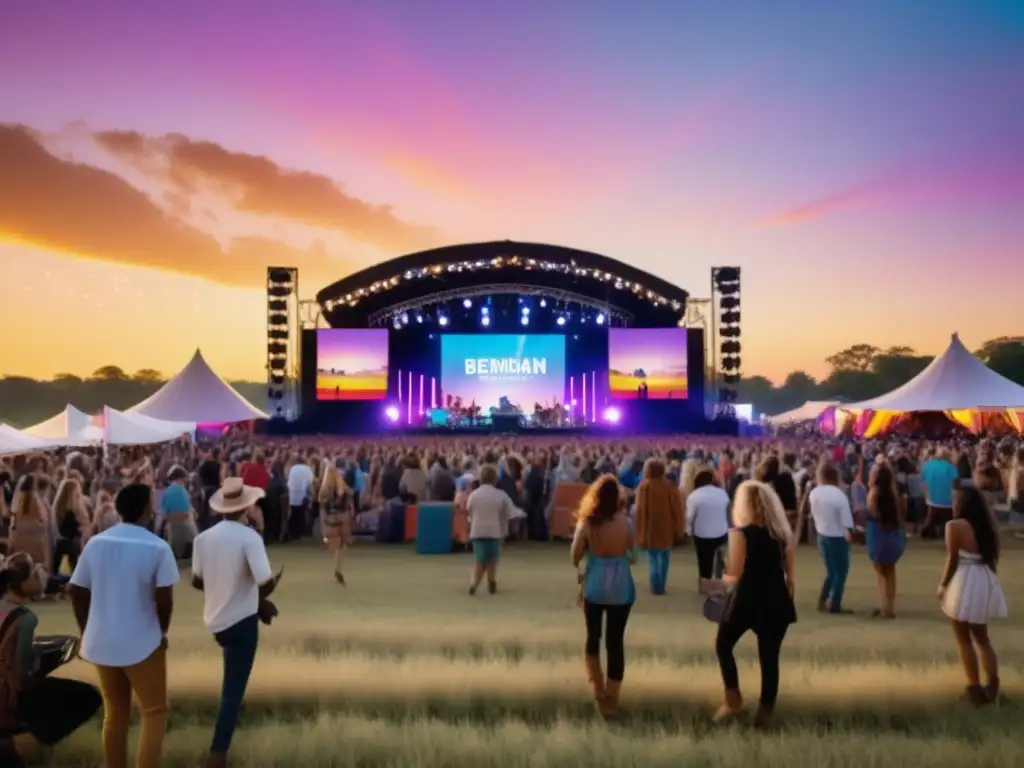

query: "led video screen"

left=315, top=329, right=389, bottom=401
left=608, top=328, right=688, bottom=399
left=440, top=334, right=566, bottom=411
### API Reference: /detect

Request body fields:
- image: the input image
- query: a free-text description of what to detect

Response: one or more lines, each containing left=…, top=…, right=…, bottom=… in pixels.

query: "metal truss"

left=365, top=284, right=634, bottom=327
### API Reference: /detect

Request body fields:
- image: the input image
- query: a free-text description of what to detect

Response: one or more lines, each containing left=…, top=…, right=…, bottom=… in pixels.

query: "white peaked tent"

left=768, top=401, right=840, bottom=425
left=0, top=424, right=60, bottom=456
left=23, top=404, right=103, bottom=446
left=127, top=349, right=268, bottom=424
left=842, top=333, right=1024, bottom=412
left=103, top=407, right=196, bottom=446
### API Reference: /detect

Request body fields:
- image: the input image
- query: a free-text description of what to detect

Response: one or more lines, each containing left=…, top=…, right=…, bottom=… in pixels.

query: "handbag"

left=702, top=588, right=735, bottom=623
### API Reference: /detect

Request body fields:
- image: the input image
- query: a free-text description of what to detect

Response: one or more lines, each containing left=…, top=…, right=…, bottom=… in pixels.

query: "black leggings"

left=694, top=535, right=727, bottom=579
left=715, top=621, right=788, bottom=706
left=52, top=537, right=81, bottom=572
left=18, top=676, right=102, bottom=745
left=583, top=601, right=633, bottom=681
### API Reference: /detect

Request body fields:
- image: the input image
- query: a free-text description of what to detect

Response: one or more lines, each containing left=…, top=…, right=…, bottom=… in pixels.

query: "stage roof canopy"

left=316, top=241, right=689, bottom=329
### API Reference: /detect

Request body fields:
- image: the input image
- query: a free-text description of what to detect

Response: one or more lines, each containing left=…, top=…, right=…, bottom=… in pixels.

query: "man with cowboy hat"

left=191, top=478, right=282, bottom=768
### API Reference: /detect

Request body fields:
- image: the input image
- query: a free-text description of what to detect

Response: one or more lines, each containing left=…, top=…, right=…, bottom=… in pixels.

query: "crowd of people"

left=0, top=428, right=1019, bottom=764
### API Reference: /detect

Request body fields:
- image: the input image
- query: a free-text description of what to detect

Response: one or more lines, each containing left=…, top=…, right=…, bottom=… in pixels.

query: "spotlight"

left=556, top=316, right=566, bottom=327
left=392, top=318, right=401, bottom=330
left=522, top=306, right=530, bottom=315
left=596, top=313, right=605, bottom=325
left=481, top=306, right=489, bottom=316
left=384, top=405, right=400, bottom=423
left=520, top=315, right=529, bottom=326
left=539, top=299, right=547, bottom=308
left=481, top=316, right=491, bottom=327
left=415, top=314, right=423, bottom=323
left=463, top=298, right=472, bottom=309
left=400, top=312, right=409, bottom=324
left=603, top=407, right=622, bottom=424
left=438, top=315, right=449, bottom=327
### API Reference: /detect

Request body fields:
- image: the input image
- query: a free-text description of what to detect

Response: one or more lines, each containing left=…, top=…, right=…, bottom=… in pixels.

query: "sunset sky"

left=2, top=1, right=1023, bottom=384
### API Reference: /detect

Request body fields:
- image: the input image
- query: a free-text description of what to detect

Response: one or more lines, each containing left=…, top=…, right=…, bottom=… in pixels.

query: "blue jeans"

left=211, top=614, right=259, bottom=753
left=647, top=549, right=670, bottom=595
left=818, top=535, right=850, bottom=611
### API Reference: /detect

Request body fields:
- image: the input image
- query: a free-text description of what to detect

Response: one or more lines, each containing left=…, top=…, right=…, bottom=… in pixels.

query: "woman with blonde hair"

left=634, top=457, right=682, bottom=595
left=572, top=474, right=636, bottom=718
left=704, top=480, right=796, bottom=729
left=319, top=461, right=352, bottom=584
left=52, top=477, right=92, bottom=574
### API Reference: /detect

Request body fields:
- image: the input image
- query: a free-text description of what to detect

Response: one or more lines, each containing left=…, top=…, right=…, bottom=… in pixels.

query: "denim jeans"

left=646, top=549, right=670, bottom=595
left=818, top=535, right=850, bottom=611
left=211, top=614, right=259, bottom=753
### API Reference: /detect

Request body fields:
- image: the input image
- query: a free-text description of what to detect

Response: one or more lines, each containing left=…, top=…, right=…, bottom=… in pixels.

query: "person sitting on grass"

left=0, top=552, right=102, bottom=767
left=466, top=465, right=513, bottom=595
left=191, top=478, right=282, bottom=768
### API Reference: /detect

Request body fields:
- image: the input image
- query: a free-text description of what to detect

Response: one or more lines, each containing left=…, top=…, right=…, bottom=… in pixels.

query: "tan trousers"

left=95, top=646, right=168, bottom=768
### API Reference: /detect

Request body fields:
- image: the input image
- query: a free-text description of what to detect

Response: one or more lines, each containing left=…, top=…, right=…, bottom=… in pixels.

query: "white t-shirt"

left=70, top=523, right=179, bottom=667
left=685, top=485, right=731, bottom=540
left=809, top=484, right=854, bottom=538
left=192, top=520, right=273, bottom=634
left=287, top=463, right=314, bottom=506
left=467, top=484, right=515, bottom=540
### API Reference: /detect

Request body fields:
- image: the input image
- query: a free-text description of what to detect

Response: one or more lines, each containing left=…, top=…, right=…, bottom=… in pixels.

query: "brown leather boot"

left=753, top=703, right=774, bottom=729
left=205, top=750, right=229, bottom=768
left=984, top=677, right=1000, bottom=703
left=713, top=688, right=743, bottom=722
left=966, top=684, right=990, bottom=707
left=584, top=654, right=606, bottom=701
left=599, top=679, right=622, bottom=718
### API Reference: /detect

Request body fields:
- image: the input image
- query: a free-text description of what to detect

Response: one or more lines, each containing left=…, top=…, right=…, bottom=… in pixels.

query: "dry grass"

left=35, top=540, right=1024, bottom=767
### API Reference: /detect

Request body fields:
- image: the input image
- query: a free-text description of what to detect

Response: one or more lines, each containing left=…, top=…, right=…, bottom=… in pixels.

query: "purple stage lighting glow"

left=603, top=406, right=622, bottom=424
left=384, top=405, right=400, bottom=423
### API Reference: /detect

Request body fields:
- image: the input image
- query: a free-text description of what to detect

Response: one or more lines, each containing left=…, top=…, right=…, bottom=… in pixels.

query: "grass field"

left=36, top=540, right=1024, bottom=767
left=609, top=372, right=688, bottom=399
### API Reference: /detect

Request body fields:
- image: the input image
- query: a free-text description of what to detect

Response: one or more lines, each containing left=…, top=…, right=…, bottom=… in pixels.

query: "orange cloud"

left=759, top=178, right=892, bottom=226
left=0, top=123, right=349, bottom=288
left=95, top=129, right=444, bottom=253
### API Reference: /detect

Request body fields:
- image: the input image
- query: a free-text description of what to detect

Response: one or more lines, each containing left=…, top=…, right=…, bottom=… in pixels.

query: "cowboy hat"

left=209, top=477, right=265, bottom=515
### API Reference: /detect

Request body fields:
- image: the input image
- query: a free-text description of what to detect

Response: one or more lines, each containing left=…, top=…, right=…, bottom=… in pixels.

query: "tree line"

left=1, top=337, right=1022, bottom=427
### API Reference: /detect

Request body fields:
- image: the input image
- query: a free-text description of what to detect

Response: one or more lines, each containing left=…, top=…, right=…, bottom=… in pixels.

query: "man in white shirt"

left=69, top=483, right=179, bottom=768
left=191, top=477, right=281, bottom=768
left=686, top=469, right=731, bottom=583
left=808, top=463, right=855, bottom=614
left=286, top=456, right=314, bottom=541
left=466, top=465, right=517, bottom=594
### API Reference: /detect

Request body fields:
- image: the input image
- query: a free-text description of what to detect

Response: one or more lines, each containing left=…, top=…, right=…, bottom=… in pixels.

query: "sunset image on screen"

left=316, top=329, right=389, bottom=401
left=608, top=328, right=688, bottom=399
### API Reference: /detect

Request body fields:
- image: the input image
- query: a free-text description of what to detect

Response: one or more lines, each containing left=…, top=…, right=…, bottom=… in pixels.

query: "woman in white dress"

left=937, top=482, right=1006, bottom=706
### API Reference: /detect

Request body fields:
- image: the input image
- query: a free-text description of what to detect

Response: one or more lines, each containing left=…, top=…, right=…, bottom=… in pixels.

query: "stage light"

left=556, top=316, right=566, bottom=326
left=400, top=312, right=409, bottom=324
left=481, top=306, right=489, bottom=316
left=521, top=306, right=530, bottom=315
left=603, top=407, right=622, bottom=424
left=463, top=298, right=472, bottom=309
left=392, top=318, right=401, bottom=329
left=520, top=315, right=529, bottom=326
left=481, top=316, right=491, bottom=327
left=438, top=315, right=449, bottom=327
left=416, top=314, right=423, bottom=323
left=596, top=313, right=605, bottom=325
left=384, top=406, right=400, bottom=423
left=539, top=299, right=547, bottom=308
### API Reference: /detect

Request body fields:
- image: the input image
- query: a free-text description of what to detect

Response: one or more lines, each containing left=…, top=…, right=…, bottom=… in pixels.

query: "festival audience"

left=706, top=480, right=796, bottom=729
left=809, top=463, right=855, bottom=614
left=634, top=457, right=683, bottom=595
left=922, top=447, right=958, bottom=538
left=466, top=465, right=514, bottom=594
left=685, top=468, right=731, bottom=586
left=572, top=474, right=636, bottom=718
left=865, top=462, right=907, bottom=618
left=285, top=456, right=314, bottom=541
left=191, top=477, right=281, bottom=767
left=161, top=466, right=197, bottom=561
left=9, top=477, right=52, bottom=576
left=318, top=461, right=351, bottom=584
left=69, top=483, right=178, bottom=768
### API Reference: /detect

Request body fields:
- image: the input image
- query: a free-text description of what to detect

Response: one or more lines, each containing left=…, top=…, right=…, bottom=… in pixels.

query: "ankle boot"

left=584, top=654, right=605, bottom=701
left=714, top=688, right=743, bottom=722
left=965, top=684, right=990, bottom=707
left=599, top=679, right=622, bottom=718
left=753, top=703, right=774, bottom=729
left=985, top=677, right=1000, bottom=702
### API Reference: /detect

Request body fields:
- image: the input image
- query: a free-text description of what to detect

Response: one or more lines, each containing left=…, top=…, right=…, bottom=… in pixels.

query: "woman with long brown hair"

left=318, top=461, right=352, bottom=585
left=571, top=474, right=635, bottom=718
left=865, top=462, right=907, bottom=618
left=52, top=477, right=92, bottom=574
left=635, top=458, right=682, bottom=595
left=8, top=476, right=53, bottom=575
left=938, top=483, right=1006, bottom=705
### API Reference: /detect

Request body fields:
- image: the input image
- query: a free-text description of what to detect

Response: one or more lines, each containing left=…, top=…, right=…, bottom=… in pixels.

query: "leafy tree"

left=131, top=368, right=165, bottom=383
left=90, top=365, right=129, bottom=381
left=975, top=337, right=1024, bottom=386
left=825, top=344, right=880, bottom=373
